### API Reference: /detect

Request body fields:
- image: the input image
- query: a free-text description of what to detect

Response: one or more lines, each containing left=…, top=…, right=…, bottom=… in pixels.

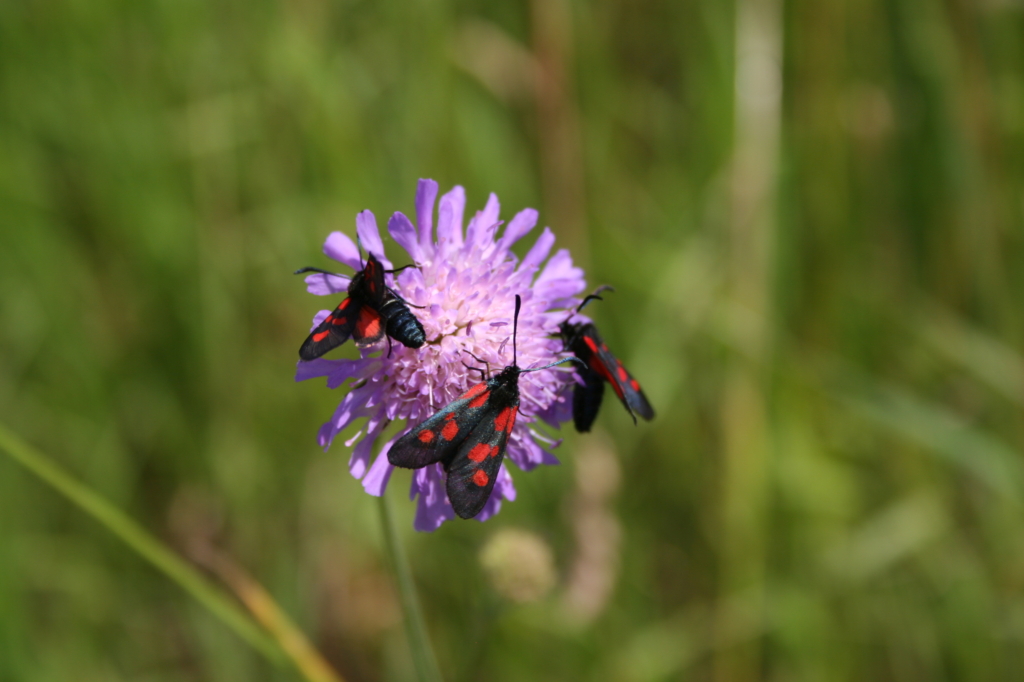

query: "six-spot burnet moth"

left=296, top=251, right=426, bottom=361
left=388, top=295, right=585, bottom=519
left=559, top=287, right=655, bottom=432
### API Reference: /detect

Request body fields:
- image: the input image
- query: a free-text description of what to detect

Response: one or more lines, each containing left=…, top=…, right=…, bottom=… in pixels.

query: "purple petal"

left=396, top=266, right=426, bottom=302
left=415, top=179, right=439, bottom=253
left=506, top=430, right=560, bottom=471
left=295, top=358, right=338, bottom=383
left=309, top=310, right=331, bottom=331
left=326, top=359, right=377, bottom=388
left=537, top=279, right=587, bottom=304
left=535, top=248, right=581, bottom=286
left=349, top=430, right=379, bottom=479
left=466, top=193, right=500, bottom=248
left=537, top=446, right=560, bottom=467
left=520, top=227, right=555, bottom=272
left=436, top=185, right=466, bottom=251
left=528, top=427, right=564, bottom=451
left=316, top=390, right=369, bottom=450
left=305, top=273, right=351, bottom=296
left=323, top=232, right=362, bottom=270
left=295, top=357, right=375, bottom=387
left=362, top=433, right=400, bottom=495
left=497, top=465, right=517, bottom=501
left=534, top=249, right=586, bottom=302
left=412, top=465, right=456, bottom=532
left=535, top=389, right=573, bottom=428
left=496, top=208, right=538, bottom=254
left=388, top=212, right=426, bottom=264
left=356, top=211, right=393, bottom=269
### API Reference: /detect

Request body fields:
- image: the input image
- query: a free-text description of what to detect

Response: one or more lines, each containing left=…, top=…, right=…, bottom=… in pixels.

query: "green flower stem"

left=378, top=493, right=444, bottom=682
left=0, top=424, right=287, bottom=666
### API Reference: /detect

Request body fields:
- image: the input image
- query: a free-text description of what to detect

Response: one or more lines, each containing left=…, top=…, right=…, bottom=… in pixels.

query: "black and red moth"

left=559, top=289, right=654, bottom=432
left=388, top=295, right=580, bottom=519
left=296, top=252, right=425, bottom=361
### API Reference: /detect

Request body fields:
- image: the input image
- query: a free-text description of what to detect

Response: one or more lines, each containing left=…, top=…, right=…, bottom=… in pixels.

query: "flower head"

left=297, top=180, right=587, bottom=530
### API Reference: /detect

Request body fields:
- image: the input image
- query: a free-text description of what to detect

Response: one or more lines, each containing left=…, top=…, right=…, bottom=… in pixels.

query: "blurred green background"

left=2, top=0, right=1024, bottom=680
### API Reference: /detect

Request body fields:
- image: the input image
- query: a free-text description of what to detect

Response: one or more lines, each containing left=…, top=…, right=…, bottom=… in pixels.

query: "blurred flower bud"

left=479, top=528, right=557, bottom=603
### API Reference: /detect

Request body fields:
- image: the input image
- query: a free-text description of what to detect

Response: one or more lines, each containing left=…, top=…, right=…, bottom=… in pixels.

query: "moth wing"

left=351, top=305, right=386, bottom=348
left=572, top=367, right=606, bottom=433
left=388, top=383, right=492, bottom=469
left=593, top=344, right=655, bottom=422
left=445, top=401, right=518, bottom=519
left=352, top=252, right=387, bottom=306
left=298, top=298, right=359, bottom=361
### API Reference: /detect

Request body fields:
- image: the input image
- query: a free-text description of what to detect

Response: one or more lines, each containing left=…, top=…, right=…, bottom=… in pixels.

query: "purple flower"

left=297, top=180, right=588, bottom=531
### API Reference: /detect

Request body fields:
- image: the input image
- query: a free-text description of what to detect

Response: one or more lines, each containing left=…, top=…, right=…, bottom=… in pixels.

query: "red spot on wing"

left=468, top=391, right=490, bottom=409
left=331, top=315, right=347, bottom=326
left=338, top=298, right=351, bottom=310
left=355, top=307, right=382, bottom=338
left=418, top=430, right=435, bottom=444
left=591, top=359, right=612, bottom=382
left=592, top=359, right=625, bottom=399
left=472, top=469, right=489, bottom=486
left=617, top=365, right=629, bottom=382
left=459, top=383, right=487, bottom=401
left=630, top=379, right=640, bottom=391
left=441, top=420, right=459, bottom=441
left=494, top=407, right=517, bottom=434
left=468, top=443, right=491, bottom=462
left=584, top=336, right=599, bottom=353
left=312, top=331, right=330, bottom=342
left=364, top=261, right=380, bottom=294
left=608, top=380, right=626, bottom=399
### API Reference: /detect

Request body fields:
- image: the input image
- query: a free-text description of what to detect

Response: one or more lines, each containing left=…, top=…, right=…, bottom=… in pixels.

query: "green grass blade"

left=378, top=494, right=444, bottom=682
left=914, top=304, right=1024, bottom=409
left=0, top=423, right=285, bottom=665
left=835, top=384, right=1024, bottom=504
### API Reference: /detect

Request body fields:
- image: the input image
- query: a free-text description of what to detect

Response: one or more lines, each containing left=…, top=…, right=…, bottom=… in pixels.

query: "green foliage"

left=1, top=0, right=1023, bottom=680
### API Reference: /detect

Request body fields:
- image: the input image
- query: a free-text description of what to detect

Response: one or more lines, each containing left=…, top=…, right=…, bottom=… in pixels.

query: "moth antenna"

left=461, top=350, right=492, bottom=377
left=560, top=285, right=616, bottom=327
left=512, top=294, right=521, bottom=368
left=462, top=361, right=488, bottom=381
left=462, top=349, right=487, bottom=365
left=294, top=266, right=342, bottom=276
left=522, top=356, right=586, bottom=373
left=576, top=285, right=616, bottom=314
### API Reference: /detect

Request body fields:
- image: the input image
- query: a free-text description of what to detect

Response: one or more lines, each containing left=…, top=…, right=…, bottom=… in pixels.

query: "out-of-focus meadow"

left=2, top=0, right=1024, bottom=680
